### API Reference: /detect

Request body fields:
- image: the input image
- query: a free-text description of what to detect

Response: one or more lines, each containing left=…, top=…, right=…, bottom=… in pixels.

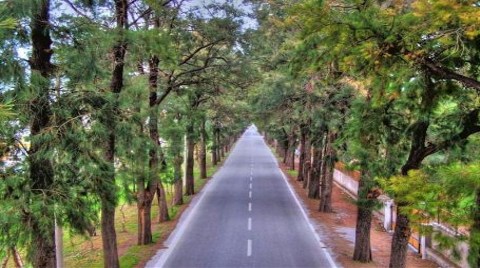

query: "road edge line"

left=265, top=144, right=340, bottom=268
left=145, top=133, right=246, bottom=267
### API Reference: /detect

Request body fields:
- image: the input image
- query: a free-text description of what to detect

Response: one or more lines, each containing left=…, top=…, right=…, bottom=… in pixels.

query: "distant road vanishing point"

left=146, top=126, right=338, bottom=268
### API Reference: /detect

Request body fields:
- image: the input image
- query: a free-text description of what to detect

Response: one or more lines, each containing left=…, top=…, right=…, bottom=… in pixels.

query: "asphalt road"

left=146, top=126, right=337, bottom=268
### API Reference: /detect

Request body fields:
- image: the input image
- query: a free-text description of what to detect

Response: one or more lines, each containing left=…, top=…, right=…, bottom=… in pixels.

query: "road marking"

left=247, top=239, right=252, bottom=257
left=250, top=176, right=252, bottom=181
left=270, top=153, right=339, bottom=268
left=248, top=202, right=252, bottom=211
left=249, top=183, right=252, bottom=189
left=248, top=217, right=252, bottom=230
left=249, top=191, right=252, bottom=199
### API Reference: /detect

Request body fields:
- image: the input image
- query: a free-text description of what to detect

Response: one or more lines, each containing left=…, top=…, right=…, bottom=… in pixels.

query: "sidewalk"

left=277, top=161, right=438, bottom=268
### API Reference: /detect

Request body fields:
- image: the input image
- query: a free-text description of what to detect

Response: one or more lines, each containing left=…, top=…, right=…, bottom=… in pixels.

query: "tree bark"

left=11, top=248, right=23, bottom=268
left=389, top=213, right=410, bottom=268
left=200, top=118, right=207, bottom=179
left=308, top=146, right=322, bottom=199
left=302, top=138, right=312, bottom=188
left=137, top=55, right=160, bottom=245
left=353, top=171, right=373, bottom=262
left=286, top=133, right=297, bottom=170
left=185, top=121, right=195, bottom=196
left=137, top=181, right=153, bottom=244
left=318, top=133, right=328, bottom=200
left=28, top=1, right=56, bottom=267
left=217, top=130, right=223, bottom=160
left=282, top=140, right=288, bottom=164
left=353, top=205, right=373, bottom=262
left=297, top=127, right=307, bottom=181
left=389, top=76, right=435, bottom=267
left=156, top=181, right=169, bottom=222
left=220, top=136, right=225, bottom=158
left=212, top=127, right=218, bottom=165
left=319, top=131, right=336, bottom=212
left=148, top=54, right=169, bottom=224
left=100, top=1, right=127, bottom=266
left=172, top=155, right=184, bottom=205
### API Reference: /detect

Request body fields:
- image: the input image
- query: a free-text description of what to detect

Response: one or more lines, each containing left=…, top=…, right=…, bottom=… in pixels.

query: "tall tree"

left=98, top=0, right=128, bottom=266
left=27, top=0, right=56, bottom=266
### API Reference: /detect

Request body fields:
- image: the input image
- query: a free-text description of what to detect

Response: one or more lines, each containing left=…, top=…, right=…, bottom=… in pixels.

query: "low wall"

left=333, top=166, right=467, bottom=268
left=333, top=169, right=358, bottom=197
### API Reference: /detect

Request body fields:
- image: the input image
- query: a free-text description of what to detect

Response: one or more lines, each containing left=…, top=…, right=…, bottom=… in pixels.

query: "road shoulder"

left=273, top=156, right=438, bottom=268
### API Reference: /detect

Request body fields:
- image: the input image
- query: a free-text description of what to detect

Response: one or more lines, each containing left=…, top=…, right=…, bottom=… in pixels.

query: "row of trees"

left=250, top=0, right=480, bottom=267
left=0, top=0, right=252, bottom=267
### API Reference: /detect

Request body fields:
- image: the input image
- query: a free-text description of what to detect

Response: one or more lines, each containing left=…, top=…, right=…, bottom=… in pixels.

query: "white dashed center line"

left=247, top=239, right=252, bottom=257
left=248, top=217, right=252, bottom=231
left=249, top=183, right=252, bottom=189
left=249, top=191, right=252, bottom=199
left=248, top=202, right=252, bottom=211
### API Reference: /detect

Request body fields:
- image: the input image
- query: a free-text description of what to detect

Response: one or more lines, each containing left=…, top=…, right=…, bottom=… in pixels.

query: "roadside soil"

left=277, top=161, right=438, bottom=268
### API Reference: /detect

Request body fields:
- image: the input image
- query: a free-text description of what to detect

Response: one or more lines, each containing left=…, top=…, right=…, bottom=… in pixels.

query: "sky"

left=181, top=0, right=258, bottom=30
left=17, top=0, right=258, bottom=60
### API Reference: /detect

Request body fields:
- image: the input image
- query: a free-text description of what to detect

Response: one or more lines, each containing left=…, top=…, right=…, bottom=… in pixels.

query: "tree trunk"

left=319, top=131, right=336, bottom=212
left=282, top=139, right=288, bottom=164
left=185, top=121, right=195, bottom=196
left=136, top=56, right=160, bottom=245
left=216, top=129, right=222, bottom=162
left=303, top=160, right=311, bottom=189
left=100, top=199, right=119, bottom=268
left=11, top=248, right=23, bottom=268
left=353, top=205, right=373, bottom=262
left=308, top=146, right=322, bottom=199
left=200, top=118, right=207, bottom=179
left=353, top=172, right=373, bottom=262
left=317, top=133, right=328, bottom=201
left=156, top=182, right=169, bottom=222
left=389, top=75, right=436, bottom=267
left=137, top=184, right=153, bottom=244
left=172, top=155, right=184, bottom=205
left=28, top=1, right=56, bottom=266
left=389, top=213, right=410, bottom=268
left=100, top=1, right=127, bottom=266
left=286, top=133, right=296, bottom=170
left=302, top=138, right=312, bottom=188
left=220, top=137, right=225, bottom=158
left=212, top=127, right=218, bottom=165
left=147, top=54, right=169, bottom=224
left=297, top=128, right=307, bottom=181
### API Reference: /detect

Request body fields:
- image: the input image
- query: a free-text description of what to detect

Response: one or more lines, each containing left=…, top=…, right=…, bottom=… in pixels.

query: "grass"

left=287, top=169, right=298, bottom=177
left=61, top=155, right=227, bottom=268
left=268, top=145, right=299, bottom=178
left=2, top=150, right=232, bottom=268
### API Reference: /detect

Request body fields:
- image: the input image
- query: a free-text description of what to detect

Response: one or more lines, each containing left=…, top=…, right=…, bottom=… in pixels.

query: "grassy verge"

left=63, top=155, right=227, bottom=268
left=287, top=169, right=298, bottom=178
left=268, top=145, right=299, bottom=178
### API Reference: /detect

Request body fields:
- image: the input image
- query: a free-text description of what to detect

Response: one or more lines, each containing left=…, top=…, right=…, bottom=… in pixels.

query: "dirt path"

left=278, top=161, right=438, bottom=268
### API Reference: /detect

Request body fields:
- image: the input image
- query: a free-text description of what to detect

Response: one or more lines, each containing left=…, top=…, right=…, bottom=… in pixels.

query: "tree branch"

left=420, top=58, right=480, bottom=91
left=128, top=7, right=152, bottom=28
left=179, top=39, right=225, bottom=66
left=154, top=86, right=174, bottom=106
left=61, top=0, right=95, bottom=22
left=423, top=108, right=480, bottom=156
